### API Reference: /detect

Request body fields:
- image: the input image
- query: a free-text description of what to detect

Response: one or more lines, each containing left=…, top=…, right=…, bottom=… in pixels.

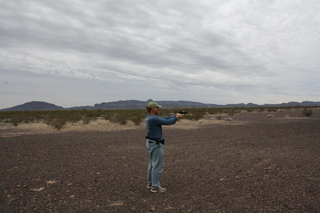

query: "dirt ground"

left=0, top=109, right=319, bottom=212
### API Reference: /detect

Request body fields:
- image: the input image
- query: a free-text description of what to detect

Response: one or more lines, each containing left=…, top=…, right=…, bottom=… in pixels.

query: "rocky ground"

left=0, top=109, right=319, bottom=212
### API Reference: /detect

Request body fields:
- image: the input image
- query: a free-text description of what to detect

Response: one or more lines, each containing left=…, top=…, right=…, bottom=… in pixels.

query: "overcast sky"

left=1, top=0, right=319, bottom=109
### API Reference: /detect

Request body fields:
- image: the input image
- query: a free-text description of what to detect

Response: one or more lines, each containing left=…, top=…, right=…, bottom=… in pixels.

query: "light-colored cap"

left=146, top=102, right=162, bottom=108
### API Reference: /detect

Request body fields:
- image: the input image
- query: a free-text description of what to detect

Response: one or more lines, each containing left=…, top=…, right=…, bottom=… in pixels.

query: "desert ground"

left=0, top=109, right=319, bottom=212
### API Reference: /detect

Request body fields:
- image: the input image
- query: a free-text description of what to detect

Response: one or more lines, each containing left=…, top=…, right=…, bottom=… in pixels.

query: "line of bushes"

left=0, top=106, right=316, bottom=130
left=0, top=109, right=151, bottom=130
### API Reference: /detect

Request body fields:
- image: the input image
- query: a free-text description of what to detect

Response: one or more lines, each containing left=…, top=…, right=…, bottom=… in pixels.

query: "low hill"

left=1, top=101, right=64, bottom=111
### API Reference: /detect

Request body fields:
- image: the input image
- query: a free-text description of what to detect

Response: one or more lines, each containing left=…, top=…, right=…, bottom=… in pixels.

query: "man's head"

left=146, top=101, right=162, bottom=115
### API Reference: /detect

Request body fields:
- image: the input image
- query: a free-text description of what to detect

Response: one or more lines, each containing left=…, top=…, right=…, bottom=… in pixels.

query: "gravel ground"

left=0, top=110, right=319, bottom=212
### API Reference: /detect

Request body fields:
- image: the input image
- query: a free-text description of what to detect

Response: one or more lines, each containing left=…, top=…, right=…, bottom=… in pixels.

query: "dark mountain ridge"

left=1, top=100, right=320, bottom=111
left=1, top=101, right=64, bottom=111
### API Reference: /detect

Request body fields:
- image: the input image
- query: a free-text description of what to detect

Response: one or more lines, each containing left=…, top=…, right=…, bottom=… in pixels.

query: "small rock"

left=266, top=114, right=274, bottom=118
left=110, top=201, right=123, bottom=206
left=30, top=187, right=45, bottom=192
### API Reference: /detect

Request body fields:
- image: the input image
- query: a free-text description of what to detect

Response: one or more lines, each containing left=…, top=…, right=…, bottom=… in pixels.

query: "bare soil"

left=1, top=109, right=319, bottom=212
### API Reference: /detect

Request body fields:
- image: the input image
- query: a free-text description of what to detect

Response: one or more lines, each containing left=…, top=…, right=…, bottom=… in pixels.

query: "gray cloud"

left=1, top=0, right=320, bottom=108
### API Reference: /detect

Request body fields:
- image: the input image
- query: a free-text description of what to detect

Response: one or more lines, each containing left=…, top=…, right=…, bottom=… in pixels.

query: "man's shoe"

left=150, top=187, right=167, bottom=193
left=147, top=183, right=152, bottom=189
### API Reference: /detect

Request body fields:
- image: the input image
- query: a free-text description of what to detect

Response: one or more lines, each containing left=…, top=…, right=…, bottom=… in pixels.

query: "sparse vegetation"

left=129, top=110, right=146, bottom=125
left=0, top=106, right=318, bottom=130
left=109, top=113, right=127, bottom=125
left=47, top=118, right=66, bottom=131
left=302, top=108, right=314, bottom=117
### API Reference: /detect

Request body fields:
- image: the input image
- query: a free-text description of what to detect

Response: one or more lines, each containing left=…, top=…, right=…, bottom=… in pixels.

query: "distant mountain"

left=67, top=105, right=95, bottom=110
left=1, top=101, right=64, bottom=111
left=260, top=101, right=320, bottom=107
left=92, top=99, right=218, bottom=110
left=93, top=100, right=149, bottom=110
left=1, top=100, right=320, bottom=111
left=158, top=100, right=218, bottom=108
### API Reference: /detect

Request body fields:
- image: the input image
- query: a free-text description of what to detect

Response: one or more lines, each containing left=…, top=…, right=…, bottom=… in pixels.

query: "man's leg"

left=146, top=140, right=164, bottom=188
left=146, top=140, right=153, bottom=185
left=150, top=143, right=164, bottom=189
left=147, top=154, right=152, bottom=186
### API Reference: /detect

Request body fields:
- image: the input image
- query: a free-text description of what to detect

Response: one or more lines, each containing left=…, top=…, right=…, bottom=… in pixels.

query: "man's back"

left=146, top=114, right=177, bottom=139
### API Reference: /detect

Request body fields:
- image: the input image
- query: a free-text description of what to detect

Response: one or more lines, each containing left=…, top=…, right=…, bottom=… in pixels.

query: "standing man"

left=145, top=101, right=184, bottom=193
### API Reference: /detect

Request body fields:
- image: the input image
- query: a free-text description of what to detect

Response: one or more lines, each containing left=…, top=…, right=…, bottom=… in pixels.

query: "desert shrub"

left=302, top=108, right=314, bottom=117
left=29, top=111, right=47, bottom=122
left=109, top=113, right=127, bottom=125
left=130, top=115, right=144, bottom=125
left=247, top=108, right=254, bottom=113
left=10, top=115, right=25, bottom=127
left=44, top=111, right=69, bottom=130
left=206, top=108, right=222, bottom=114
left=82, top=109, right=102, bottom=120
left=108, top=113, right=118, bottom=123
left=0, top=113, right=7, bottom=121
left=128, top=110, right=146, bottom=125
left=116, top=114, right=127, bottom=125
left=67, top=112, right=83, bottom=124
left=82, top=117, right=91, bottom=124
left=258, top=107, right=265, bottom=112
left=187, top=112, right=204, bottom=121
left=47, top=118, right=66, bottom=130
left=102, top=114, right=111, bottom=121
left=225, top=108, right=241, bottom=115
left=81, top=112, right=98, bottom=124
left=221, top=108, right=229, bottom=114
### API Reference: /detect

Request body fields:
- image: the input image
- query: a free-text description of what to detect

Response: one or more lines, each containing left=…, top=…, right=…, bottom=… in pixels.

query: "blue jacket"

left=146, top=114, right=178, bottom=139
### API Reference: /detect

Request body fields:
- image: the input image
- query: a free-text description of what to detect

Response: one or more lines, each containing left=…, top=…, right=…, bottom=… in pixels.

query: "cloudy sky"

left=1, top=0, right=319, bottom=109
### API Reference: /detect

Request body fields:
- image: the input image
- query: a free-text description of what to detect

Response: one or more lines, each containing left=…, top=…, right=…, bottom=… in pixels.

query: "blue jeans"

left=146, top=140, right=164, bottom=189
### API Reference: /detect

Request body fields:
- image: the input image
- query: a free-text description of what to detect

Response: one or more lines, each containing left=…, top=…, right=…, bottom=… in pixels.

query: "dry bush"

left=109, top=113, right=127, bottom=125
left=302, top=108, right=314, bottom=117
left=47, top=118, right=66, bottom=131
left=130, top=115, right=144, bottom=125
left=185, top=112, right=204, bottom=121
